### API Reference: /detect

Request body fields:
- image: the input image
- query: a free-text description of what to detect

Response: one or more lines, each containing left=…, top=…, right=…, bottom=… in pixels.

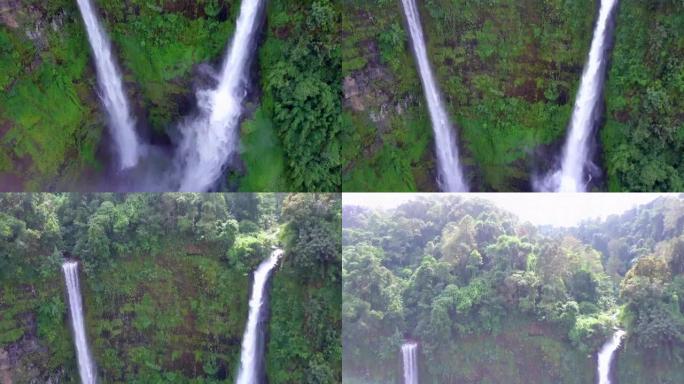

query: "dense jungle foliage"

left=602, top=0, right=684, bottom=191
left=0, top=0, right=341, bottom=192
left=0, top=193, right=341, bottom=383
left=340, top=0, right=684, bottom=192
left=342, top=195, right=684, bottom=383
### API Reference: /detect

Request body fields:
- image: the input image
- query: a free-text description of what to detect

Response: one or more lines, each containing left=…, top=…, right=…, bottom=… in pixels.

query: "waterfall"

left=401, top=342, right=418, bottom=384
left=176, top=0, right=264, bottom=192
left=235, top=249, right=282, bottom=384
left=76, top=0, right=141, bottom=170
left=400, top=0, right=467, bottom=192
left=62, top=261, right=97, bottom=384
left=597, top=330, right=625, bottom=384
left=539, top=0, right=619, bottom=192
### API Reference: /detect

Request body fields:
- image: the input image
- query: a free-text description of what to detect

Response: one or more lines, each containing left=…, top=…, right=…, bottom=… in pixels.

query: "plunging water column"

left=540, top=0, right=619, bottom=192
left=76, top=0, right=141, bottom=170
left=62, top=261, right=97, bottom=384
left=236, top=249, right=282, bottom=384
left=597, top=330, right=625, bottom=384
left=400, top=0, right=467, bottom=192
left=177, top=0, right=264, bottom=191
left=401, top=342, right=418, bottom=384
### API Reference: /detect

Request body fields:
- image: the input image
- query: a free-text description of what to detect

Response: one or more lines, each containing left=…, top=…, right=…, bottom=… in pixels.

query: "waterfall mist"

left=401, top=342, right=418, bottom=384
left=400, top=0, right=467, bottom=192
left=175, top=0, right=265, bottom=192
left=76, top=0, right=142, bottom=171
left=62, top=261, right=97, bottom=384
left=536, top=0, right=619, bottom=192
left=235, top=249, right=282, bottom=384
left=597, top=330, right=625, bottom=384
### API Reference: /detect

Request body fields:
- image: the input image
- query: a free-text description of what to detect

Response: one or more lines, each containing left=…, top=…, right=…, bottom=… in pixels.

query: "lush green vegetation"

left=0, top=193, right=341, bottom=383
left=0, top=2, right=102, bottom=190
left=267, top=194, right=342, bottom=383
left=602, top=0, right=684, bottom=191
left=103, top=0, right=238, bottom=135
left=252, top=0, right=342, bottom=192
left=0, top=0, right=340, bottom=191
left=340, top=0, right=432, bottom=191
left=236, top=108, right=288, bottom=192
left=343, top=195, right=684, bottom=383
left=341, top=0, right=683, bottom=192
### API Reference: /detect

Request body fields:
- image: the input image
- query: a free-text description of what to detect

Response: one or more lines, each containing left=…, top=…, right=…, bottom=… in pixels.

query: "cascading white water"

left=76, top=0, right=141, bottom=170
left=62, top=261, right=97, bottom=384
left=235, top=249, right=282, bottom=384
left=401, top=342, right=418, bottom=384
left=177, top=0, right=263, bottom=191
left=597, top=330, right=625, bottom=384
left=400, top=0, right=467, bottom=192
left=541, top=0, right=619, bottom=192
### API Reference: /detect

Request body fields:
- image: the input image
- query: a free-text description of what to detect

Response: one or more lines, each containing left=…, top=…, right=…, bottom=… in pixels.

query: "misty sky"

left=343, top=193, right=679, bottom=227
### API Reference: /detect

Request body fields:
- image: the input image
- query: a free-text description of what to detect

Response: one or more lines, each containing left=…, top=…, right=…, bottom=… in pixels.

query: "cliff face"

left=344, top=316, right=596, bottom=384
left=341, top=0, right=595, bottom=191
left=1, top=0, right=98, bottom=191
left=616, top=340, right=684, bottom=384
left=344, top=314, right=684, bottom=384
left=0, top=280, right=68, bottom=384
left=341, top=2, right=435, bottom=192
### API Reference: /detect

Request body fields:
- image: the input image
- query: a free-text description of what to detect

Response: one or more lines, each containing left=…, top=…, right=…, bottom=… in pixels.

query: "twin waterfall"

left=400, top=0, right=467, bottom=192
left=61, top=250, right=282, bottom=384
left=400, top=0, right=622, bottom=192
left=62, top=261, right=97, bottom=384
left=401, top=342, right=418, bottom=384
left=177, top=0, right=264, bottom=191
left=597, top=330, right=625, bottom=384
left=540, top=0, right=619, bottom=192
left=76, top=0, right=141, bottom=171
left=236, top=249, right=283, bottom=384
left=76, top=0, right=263, bottom=190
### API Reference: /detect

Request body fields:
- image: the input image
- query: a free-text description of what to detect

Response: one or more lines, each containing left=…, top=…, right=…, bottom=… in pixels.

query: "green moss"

left=0, top=21, right=102, bottom=188
left=343, top=107, right=435, bottom=192
left=84, top=246, right=248, bottom=382
left=237, top=107, right=289, bottom=192
left=458, top=100, right=571, bottom=190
